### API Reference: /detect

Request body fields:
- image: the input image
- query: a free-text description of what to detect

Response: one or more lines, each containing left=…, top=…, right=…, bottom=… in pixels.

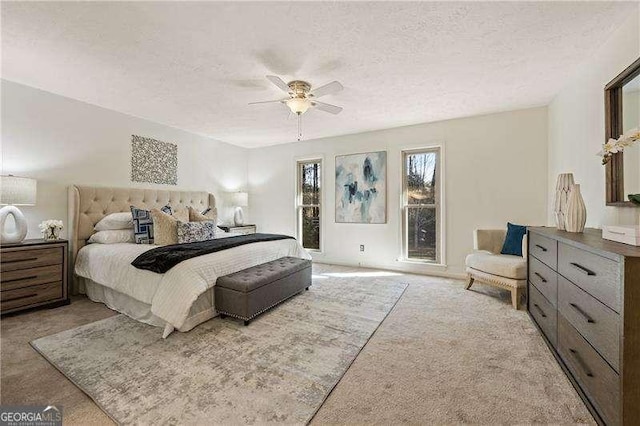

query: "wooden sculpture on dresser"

left=565, top=184, right=586, bottom=232
left=554, top=173, right=574, bottom=230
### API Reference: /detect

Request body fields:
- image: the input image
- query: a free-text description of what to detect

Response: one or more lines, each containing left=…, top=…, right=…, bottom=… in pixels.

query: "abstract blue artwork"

left=335, top=151, right=387, bottom=223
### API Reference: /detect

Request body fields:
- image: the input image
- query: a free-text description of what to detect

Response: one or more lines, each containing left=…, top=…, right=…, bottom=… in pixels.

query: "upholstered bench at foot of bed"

left=214, top=257, right=312, bottom=325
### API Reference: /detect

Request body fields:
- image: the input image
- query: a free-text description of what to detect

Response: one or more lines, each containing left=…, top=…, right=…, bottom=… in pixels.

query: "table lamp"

left=0, top=175, right=37, bottom=244
left=231, top=192, right=248, bottom=226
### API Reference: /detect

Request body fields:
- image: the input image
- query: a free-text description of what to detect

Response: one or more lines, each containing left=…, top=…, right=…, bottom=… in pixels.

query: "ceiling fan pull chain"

left=297, top=113, right=302, bottom=141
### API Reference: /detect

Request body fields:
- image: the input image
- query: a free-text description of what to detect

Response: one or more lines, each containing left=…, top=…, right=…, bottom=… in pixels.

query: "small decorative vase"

left=565, top=184, right=587, bottom=233
left=554, top=173, right=575, bottom=230
left=43, top=227, right=60, bottom=241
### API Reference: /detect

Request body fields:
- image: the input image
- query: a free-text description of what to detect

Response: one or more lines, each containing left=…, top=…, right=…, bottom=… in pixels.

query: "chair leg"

left=465, top=277, right=474, bottom=290
left=511, top=287, right=522, bottom=310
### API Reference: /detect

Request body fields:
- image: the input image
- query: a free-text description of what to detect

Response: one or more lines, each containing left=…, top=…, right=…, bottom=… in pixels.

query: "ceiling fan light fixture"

left=286, top=98, right=311, bottom=115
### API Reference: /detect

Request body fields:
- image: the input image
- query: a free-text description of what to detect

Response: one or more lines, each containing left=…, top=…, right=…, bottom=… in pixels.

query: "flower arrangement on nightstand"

left=39, top=219, right=64, bottom=241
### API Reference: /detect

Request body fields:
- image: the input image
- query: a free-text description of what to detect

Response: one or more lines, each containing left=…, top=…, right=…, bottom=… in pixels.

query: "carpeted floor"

left=30, top=275, right=407, bottom=424
left=1, top=263, right=594, bottom=425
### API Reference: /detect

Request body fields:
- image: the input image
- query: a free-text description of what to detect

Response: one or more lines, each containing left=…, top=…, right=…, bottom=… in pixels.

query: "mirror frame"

left=605, top=56, right=640, bottom=207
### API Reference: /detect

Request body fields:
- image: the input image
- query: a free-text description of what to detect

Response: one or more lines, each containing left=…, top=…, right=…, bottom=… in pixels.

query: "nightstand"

left=1, top=239, right=69, bottom=315
left=218, top=224, right=257, bottom=235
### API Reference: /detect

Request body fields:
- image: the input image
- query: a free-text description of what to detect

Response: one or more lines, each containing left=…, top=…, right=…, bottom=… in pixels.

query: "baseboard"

left=311, top=258, right=467, bottom=280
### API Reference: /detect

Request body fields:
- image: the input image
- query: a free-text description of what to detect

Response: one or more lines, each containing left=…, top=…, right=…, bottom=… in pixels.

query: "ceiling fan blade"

left=309, top=81, right=343, bottom=98
left=311, top=101, right=343, bottom=115
left=248, top=99, right=287, bottom=105
left=266, top=75, right=291, bottom=93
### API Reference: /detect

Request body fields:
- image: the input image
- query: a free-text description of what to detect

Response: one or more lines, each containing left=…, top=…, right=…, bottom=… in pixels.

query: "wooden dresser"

left=1, top=239, right=69, bottom=315
left=527, top=227, right=640, bottom=425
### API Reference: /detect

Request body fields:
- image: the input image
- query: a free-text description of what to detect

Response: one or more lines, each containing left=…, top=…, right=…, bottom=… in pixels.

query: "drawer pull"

left=569, top=303, right=595, bottom=323
left=533, top=272, right=547, bottom=283
left=569, top=262, right=596, bottom=276
left=569, top=348, right=594, bottom=377
left=2, top=293, right=37, bottom=302
left=535, top=244, right=548, bottom=252
left=2, top=257, right=39, bottom=264
left=2, top=275, right=38, bottom=283
left=533, top=303, right=547, bottom=318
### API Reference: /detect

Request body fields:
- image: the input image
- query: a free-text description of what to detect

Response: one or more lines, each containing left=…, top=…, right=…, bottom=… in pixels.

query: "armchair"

left=464, top=229, right=528, bottom=309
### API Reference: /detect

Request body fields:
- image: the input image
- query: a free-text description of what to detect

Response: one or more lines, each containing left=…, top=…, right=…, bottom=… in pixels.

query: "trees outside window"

left=402, top=149, right=440, bottom=262
left=297, top=160, right=321, bottom=250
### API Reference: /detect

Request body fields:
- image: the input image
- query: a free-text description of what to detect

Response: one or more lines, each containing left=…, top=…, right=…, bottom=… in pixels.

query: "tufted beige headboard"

left=68, top=185, right=216, bottom=293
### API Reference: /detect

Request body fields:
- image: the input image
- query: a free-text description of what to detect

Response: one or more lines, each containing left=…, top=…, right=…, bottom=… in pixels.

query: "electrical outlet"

left=359, top=244, right=365, bottom=252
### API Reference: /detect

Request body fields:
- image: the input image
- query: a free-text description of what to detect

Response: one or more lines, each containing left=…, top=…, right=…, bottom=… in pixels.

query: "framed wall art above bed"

left=131, top=135, right=178, bottom=185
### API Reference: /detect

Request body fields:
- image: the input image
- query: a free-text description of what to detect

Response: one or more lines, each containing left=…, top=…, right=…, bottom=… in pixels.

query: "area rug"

left=31, top=276, right=407, bottom=425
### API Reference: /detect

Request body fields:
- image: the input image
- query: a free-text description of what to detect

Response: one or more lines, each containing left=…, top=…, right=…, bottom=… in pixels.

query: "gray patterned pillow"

left=177, top=221, right=217, bottom=244
left=131, top=205, right=172, bottom=244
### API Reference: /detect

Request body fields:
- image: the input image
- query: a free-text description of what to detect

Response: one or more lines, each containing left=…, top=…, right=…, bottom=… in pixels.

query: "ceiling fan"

left=249, top=75, right=344, bottom=116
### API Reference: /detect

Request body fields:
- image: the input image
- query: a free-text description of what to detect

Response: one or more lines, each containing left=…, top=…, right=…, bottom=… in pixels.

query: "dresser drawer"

left=529, top=256, right=558, bottom=306
left=558, top=315, right=619, bottom=425
left=558, top=276, right=619, bottom=372
left=529, top=232, right=557, bottom=269
left=529, top=284, right=557, bottom=348
left=1, top=247, right=63, bottom=272
left=1, top=281, right=63, bottom=311
left=1, top=264, right=63, bottom=291
left=558, top=243, right=621, bottom=313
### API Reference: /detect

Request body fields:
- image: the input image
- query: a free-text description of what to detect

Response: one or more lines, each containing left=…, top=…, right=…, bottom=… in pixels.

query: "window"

left=402, top=148, right=441, bottom=263
left=296, top=159, right=321, bottom=251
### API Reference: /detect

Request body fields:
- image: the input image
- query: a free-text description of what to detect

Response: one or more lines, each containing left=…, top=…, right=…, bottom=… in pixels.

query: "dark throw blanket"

left=131, top=233, right=295, bottom=273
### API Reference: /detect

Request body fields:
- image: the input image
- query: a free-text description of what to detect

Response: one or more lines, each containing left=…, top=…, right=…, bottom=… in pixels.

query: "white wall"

left=248, top=107, right=548, bottom=276
left=1, top=80, right=248, bottom=239
left=548, top=10, right=640, bottom=228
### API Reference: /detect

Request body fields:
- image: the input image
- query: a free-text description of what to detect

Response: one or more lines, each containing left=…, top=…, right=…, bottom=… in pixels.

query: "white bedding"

left=75, top=236, right=311, bottom=333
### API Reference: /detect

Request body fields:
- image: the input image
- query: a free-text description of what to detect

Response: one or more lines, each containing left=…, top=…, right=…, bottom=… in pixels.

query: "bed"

left=68, top=185, right=310, bottom=337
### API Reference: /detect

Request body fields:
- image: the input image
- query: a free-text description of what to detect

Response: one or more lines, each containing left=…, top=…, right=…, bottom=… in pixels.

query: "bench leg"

left=243, top=320, right=250, bottom=326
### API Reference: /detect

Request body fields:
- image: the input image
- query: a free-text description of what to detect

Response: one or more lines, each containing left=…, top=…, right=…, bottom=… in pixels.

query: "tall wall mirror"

left=605, top=57, right=640, bottom=206
left=623, top=74, right=640, bottom=197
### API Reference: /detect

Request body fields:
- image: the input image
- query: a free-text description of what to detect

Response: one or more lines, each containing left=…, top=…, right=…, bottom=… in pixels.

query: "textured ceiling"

left=2, top=2, right=637, bottom=148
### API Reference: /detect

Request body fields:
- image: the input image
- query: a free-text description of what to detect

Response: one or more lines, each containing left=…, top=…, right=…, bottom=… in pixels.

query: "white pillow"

left=94, top=212, right=134, bottom=231
left=88, top=230, right=135, bottom=244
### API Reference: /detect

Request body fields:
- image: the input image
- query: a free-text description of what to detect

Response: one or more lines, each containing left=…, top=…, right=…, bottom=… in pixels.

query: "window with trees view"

left=402, top=148, right=441, bottom=263
left=297, top=160, right=321, bottom=251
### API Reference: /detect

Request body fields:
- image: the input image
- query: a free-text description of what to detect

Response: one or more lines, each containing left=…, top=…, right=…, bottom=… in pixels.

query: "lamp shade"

left=231, top=192, right=248, bottom=207
left=1, top=175, right=36, bottom=206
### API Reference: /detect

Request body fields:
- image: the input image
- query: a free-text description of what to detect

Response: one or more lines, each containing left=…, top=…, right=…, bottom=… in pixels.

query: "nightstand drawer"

left=231, top=229, right=254, bottom=235
left=1, top=247, right=63, bottom=272
left=1, top=264, right=63, bottom=291
left=219, top=225, right=256, bottom=235
left=1, top=281, right=63, bottom=311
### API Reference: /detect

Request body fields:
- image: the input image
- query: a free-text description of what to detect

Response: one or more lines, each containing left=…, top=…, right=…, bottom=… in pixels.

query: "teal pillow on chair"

left=500, top=223, right=527, bottom=256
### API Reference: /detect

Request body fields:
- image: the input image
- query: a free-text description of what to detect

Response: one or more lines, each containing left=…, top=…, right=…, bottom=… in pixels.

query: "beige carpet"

left=1, top=264, right=593, bottom=425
